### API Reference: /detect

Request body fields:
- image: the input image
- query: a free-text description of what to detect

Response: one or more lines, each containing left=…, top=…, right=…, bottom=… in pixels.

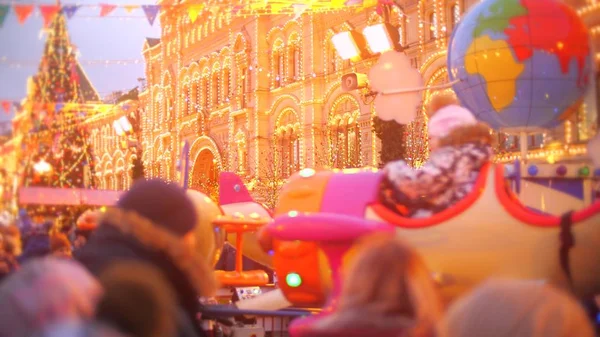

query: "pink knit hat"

left=428, top=104, right=477, bottom=139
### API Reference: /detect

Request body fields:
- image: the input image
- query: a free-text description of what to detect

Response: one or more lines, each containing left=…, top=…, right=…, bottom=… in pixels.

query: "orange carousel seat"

left=267, top=163, right=600, bottom=309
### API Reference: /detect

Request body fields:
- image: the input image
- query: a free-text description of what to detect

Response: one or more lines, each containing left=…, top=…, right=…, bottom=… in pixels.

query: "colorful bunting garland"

left=63, top=5, right=80, bottom=19
left=39, top=4, right=60, bottom=28
left=14, top=4, right=34, bottom=24
left=0, top=5, right=8, bottom=27
left=123, top=5, right=139, bottom=13
left=1, top=101, right=10, bottom=114
left=188, top=4, right=205, bottom=23
left=141, top=5, right=160, bottom=26
left=99, top=4, right=117, bottom=17
left=0, top=0, right=381, bottom=28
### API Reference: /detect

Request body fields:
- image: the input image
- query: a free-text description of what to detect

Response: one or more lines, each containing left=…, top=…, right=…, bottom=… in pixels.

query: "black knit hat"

left=116, top=179, right=197, bottom=237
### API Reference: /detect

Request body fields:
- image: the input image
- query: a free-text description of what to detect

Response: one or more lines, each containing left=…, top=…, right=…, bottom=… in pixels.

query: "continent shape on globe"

left=465, top=36, right=524, bottom=112
left=463, top=0, right=590, bottom=113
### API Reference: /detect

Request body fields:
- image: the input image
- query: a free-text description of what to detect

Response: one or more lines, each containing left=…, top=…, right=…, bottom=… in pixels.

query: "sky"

left=0, top=0, right=162, bottom=122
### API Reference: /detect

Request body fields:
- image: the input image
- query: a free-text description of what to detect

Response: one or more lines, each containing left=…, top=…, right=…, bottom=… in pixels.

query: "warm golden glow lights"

left=331, top=31, right=361, bottom=61
left=363, top=23, right=395, bottom=53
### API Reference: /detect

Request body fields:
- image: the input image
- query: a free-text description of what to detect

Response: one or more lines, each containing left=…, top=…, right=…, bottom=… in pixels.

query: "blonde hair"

left=427, top=92, right=459, bottom=117
left=444, top=279, right=595, bottom=337
left=317, top=234, right=444, bottom=336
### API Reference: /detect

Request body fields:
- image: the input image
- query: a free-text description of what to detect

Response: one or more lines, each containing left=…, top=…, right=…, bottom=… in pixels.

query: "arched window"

left=222, top=67, right=230, bottom=103
left=165, top=95, right=173, bottom=121
left=116, top=173, right=124, bottom=190
left=429, top=13, right=438, bottom=40
left=191, top=77, right=199, bottom=114
left=182, top=82, right=190, bottom=116
left=153, top=96, right=160, bottom=127
left=329, top=95, right=361, bottom=169
left=107, top=175, right=114, bottom=190
left=240, top=67, right=250, bottom=108
left=272, top=40, right=284, bottom=88
left=327, top=41, right=338, bottom=74
left=275, top=109, right=300, bottom=178
left=288, top=34, right=301, bottom=81
left=202, top=76, right=209, bottom=110
left=212, top=71, right=220, bottom=106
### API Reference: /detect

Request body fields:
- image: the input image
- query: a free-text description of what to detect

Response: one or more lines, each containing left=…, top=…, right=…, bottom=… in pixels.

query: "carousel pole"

left=520, top=131, right=528, bottom=163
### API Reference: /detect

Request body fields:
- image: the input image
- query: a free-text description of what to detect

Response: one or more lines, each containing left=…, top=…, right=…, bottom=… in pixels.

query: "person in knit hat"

left=75, top=179, right=217, bottom=337
left=380, top=93, right=494, bottom=218
left=74, top=209, right=100, bottom=250
left=50, top=233, right=72, bottom=259
left=0, top=258, right=102, bottom=337
left=443, top=279, right=595, bottom=337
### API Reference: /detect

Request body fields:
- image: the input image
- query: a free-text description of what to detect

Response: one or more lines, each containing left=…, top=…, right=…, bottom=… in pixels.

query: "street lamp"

left=113, top=120, right=124, bottom=137
left=117, top=116, right=133, bottom=134
left=362, top=23, right=401, bottom=54
left=331, top=30, right=369, bottom=62
left=113, top=116, right=133, bottom=136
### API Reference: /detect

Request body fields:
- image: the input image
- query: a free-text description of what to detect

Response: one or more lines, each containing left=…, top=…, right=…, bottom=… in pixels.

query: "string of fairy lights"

left=7, top=1, right=489, bottom=192
left=139, top=8, right=451, bottom=178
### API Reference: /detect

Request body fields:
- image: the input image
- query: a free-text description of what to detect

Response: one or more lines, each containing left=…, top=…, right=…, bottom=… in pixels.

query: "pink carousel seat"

left=267, top=212, right=393, bottom=242
left=267, top=213, right=393, bottom=337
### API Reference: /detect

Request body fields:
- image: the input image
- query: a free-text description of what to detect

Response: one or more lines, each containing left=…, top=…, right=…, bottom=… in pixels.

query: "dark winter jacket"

left=76, top=224, right=206, bottom=337
left=19, top=233, right=50, bottom=263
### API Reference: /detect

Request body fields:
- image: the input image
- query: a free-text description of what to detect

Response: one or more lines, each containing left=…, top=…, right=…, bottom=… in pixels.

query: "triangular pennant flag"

left=99, top=4, right=117, bottom=17
left=142, top=5, right=160, bottom=26
left=1, top=101, right=11, bottom=114
left=231, top=5, right=243, bottom=15
left=330, top=0, right=346, bottom=8
left=123, top=5, right=139, bottom=13
left=0, top=5, right=9, bottom=28
left=270, top=3, right=287, bottom=14
left=362, top=0, right=378, bottom=8
left=188, top=4, right=204, bottom=23
left=14, top=4, right=34, bottom=24
left=39, top=5, right=60, bottom=28
left=292, top=4, right=307, bottom=19
left=62, top=5, right=80, bottom=19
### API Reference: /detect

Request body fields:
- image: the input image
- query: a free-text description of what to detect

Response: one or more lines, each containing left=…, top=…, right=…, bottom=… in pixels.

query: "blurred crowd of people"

left=1, top=182, right=597, bottom=337
left=0, top=93, right=597, bottom=337
left=0, top=180, right=216, bottom=337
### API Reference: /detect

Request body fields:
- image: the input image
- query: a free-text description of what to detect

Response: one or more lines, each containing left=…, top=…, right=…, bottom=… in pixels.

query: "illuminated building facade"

left=87, top=99, right=140, bottom=191
left=136, top=0, right=473, bottom=191
left=87, top=0, right=600, bottom=192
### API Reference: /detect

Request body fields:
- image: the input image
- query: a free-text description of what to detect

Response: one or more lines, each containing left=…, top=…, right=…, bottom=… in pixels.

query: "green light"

left=286, top=272, right=302, bottom=288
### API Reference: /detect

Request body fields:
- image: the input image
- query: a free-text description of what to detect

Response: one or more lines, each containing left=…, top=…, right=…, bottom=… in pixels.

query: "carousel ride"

left=187, top=0, right=600, bottom=336
left=76, top=0, right=600, bottom=335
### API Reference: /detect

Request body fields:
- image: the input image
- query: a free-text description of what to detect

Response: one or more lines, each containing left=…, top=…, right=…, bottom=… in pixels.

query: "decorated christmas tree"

left=20, top=11, right=97, bottom=216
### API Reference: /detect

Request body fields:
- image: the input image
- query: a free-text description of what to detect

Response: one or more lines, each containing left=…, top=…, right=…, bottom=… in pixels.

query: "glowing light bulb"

left=286, top=272, right=302, bottom=288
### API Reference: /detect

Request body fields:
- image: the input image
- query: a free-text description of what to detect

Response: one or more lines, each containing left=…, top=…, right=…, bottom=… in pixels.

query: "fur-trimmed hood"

left=76, top=208, right=217, bottom=337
